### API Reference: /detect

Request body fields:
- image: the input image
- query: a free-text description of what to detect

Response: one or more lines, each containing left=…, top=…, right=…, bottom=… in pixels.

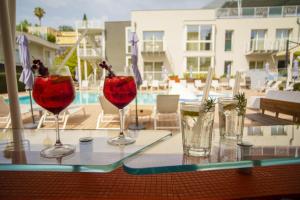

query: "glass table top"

left=124, top=125, right=300, bottom=174
left=0, top=129, right=171, bottom=173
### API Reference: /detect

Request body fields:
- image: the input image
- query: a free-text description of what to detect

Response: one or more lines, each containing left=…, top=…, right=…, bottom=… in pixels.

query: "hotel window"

left=143, top=31, right=164, bottom=52
left=249, top=61, right=264, bottom=70
left=276, top=29, right=291, bottom=50
left=225, top=30, right=233, bottom=51
left=186, top=56, right=211, bottom=73
left=144, top=62, right=163, bottom=80
left=250, top=30, right=266, bottom=51
left=126, top=27, right=133, bottom=54
left=186, top=25, right=212, bottom=51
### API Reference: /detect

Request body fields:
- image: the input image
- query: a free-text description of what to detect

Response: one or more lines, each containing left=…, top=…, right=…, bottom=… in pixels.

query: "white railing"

left=217, top=5, right=300, bottom=18
left=245, top=38, right=299, bottom=53
left=78, top=48, right=102, bottom=57
left=142, top=41, right=164, bottom=52
left=75, top=20, right=104, bottom=29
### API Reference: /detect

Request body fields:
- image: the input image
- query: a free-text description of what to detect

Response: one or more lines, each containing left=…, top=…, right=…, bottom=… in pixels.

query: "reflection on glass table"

left=0, top=129, right=171, bottom=172
left=124, top=125, right=300, bottom=175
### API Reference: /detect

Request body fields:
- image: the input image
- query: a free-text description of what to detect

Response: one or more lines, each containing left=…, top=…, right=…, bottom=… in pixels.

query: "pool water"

left=12, top=91, right=229, bottom=106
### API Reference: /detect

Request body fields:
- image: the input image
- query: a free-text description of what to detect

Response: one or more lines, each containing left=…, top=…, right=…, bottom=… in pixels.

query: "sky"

left=16, top=0, right=214, bottom=28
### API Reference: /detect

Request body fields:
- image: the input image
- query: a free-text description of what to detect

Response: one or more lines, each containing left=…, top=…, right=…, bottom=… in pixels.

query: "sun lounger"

left=37, top=105, right=86, bottom=129
left=96, top=96, right=121, bottom=130
left=153, top=94, right=180, bottom=131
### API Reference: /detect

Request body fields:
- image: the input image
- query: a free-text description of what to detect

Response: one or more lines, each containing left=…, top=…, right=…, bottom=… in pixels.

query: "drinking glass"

left=103, top=75, right=137, bottom=145
left=180, top=102, right=215, bottom=157
left=33, top=67, right=75, bottom=158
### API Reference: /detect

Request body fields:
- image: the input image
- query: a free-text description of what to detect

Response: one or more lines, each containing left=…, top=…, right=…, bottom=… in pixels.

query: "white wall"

left=132, top=9, right=300, bottom=78
left=132, top=9, right=215, bottom=78
left=215, top=17, right=300, bottom=77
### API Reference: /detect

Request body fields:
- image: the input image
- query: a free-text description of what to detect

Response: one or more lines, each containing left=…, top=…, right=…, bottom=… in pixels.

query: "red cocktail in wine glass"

left=100, top=62, right=137, bottom=145
left=32, top=64, right=75, bottom=158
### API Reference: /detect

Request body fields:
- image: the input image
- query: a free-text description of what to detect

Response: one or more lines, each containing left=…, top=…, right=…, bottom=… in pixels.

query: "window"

left=225, top=30, right=233, bottom=51
left=186, top=57, right=211, bottom=73
left=186, top=25, right=212, bottom=51
left=249, top=61, right=265, bottom=70
left=276, top=29, right=291, bottom=50
left=143, top=31, right=164, bottom=52
left=144, top=62, right=163, bottom=80
left=126, top=27, right=133, bottom=54
left=250, top=30, right=266, bottom=51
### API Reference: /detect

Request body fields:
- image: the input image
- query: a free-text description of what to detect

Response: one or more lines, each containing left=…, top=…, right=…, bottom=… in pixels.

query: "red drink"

left=103, top=76, right=137, bottom=109
left=33, top=75, right=75, bottom=114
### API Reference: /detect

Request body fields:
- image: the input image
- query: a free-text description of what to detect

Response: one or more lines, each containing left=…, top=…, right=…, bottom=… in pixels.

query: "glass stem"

left=55, top=114, right=62, bottom=146
left=119, top=109, right=125, bottom=138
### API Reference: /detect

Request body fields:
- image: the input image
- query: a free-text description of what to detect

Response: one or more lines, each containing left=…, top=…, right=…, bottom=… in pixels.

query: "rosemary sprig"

left=234, top=92, right=247, bottom=116
left=203, top=97, right=215, bottom=113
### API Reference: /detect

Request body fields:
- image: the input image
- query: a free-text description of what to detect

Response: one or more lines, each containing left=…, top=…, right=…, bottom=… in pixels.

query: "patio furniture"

left=260, top=91, right=300, bottom=122
left=0, top=96, right=30, bottom=130
left=81, top=80, right=89, bottom=90
left=194, top=79, right=203, bottom=90
left=96, top=96, right=120, bottom=130
left=159, top=81, right=168, bottom=90
left=140, top=80, right=148, bottom=90
left=179, top=79, right=187, bottom=88
left=211, top=80, right=220, bottom=90
left=37, top=105, right=86, bottom=129
left=150, top=80, right=159, bottom=91
left=168, top=80, right=176, bottom=89
left=153, top=94, right=180, bottom=130
left=229, top=78, right=235, bottom=89
left=0, top=96, right=11, bottom=129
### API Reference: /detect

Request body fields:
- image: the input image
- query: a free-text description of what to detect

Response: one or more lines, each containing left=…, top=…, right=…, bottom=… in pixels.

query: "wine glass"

left=33, top=66, right=75, bottom=158
left=103, top=75, right=137, bottom=145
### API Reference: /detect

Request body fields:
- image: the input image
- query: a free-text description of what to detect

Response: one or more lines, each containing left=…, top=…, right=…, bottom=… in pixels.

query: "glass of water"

left=180, top=102, right=215, bottom=157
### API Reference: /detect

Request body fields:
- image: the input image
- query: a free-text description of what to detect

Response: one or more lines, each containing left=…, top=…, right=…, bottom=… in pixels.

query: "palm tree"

left=34, top=7, right=45, bottom=26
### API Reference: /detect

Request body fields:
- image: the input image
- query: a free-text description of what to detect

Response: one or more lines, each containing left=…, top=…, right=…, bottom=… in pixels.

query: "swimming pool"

left=13, top=91, right=230, bottom=106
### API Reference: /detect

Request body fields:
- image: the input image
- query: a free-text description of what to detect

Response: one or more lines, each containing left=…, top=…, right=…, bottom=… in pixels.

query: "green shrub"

left=47, top=33, right=56, bottom=43
left=293, top=82, right=300, bottom=91
left=278, top=81, right=286, bottom=91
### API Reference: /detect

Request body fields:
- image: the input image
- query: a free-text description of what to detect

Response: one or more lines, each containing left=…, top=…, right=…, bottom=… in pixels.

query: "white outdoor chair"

left=153, top=94, right=180, bottom=131
left=37, top=105, right=86, bottom=129
left=151, top=80, right=159, bottom=91
left=96, top=96, right=121, bottom=130
left=159, top=80, right=168, bottom=90
left=211, top=80, right=220, bottom=90
left=194, top=80, right=203, bottom=90
left=229, top=79, right=235, bottom=89
left=0, top=96, right=30, bottom=131
left=180, top=79, right=187, bottom=88
left=0, top=96, right=11, bottom=129
left=81, top=80, right=89, bottom=90
left=140, top=80, right=148, bottom=90
left=168, top=80, right=176, bottom=89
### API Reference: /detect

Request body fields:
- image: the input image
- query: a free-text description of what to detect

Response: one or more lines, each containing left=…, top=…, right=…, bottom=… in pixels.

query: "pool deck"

left=1, top=88, right=294, bottom=130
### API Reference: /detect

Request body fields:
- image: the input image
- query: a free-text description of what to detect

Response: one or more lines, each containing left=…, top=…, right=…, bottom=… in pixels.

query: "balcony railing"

left=75, top=20, right=104, bottom=29
left=245, top=38, right=299, bottom=53
left=217, top=6, right=300, bottom=18
left=142, top=41, right=164, bottom=52
left=78, top=48, right=102, bottom=57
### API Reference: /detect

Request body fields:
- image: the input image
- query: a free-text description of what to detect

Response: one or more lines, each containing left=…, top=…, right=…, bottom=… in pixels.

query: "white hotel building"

left=128, top=0, right=300, bottom=80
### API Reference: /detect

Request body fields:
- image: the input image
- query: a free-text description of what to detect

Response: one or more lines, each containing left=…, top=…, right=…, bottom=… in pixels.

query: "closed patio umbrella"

left=128, top=28, right=144, bottom=130
left=17, top=34, right=37, bottom=128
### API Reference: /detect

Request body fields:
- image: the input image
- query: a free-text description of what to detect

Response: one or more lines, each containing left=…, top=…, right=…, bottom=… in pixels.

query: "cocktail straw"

left=233, top=71, right=241, bottom=96
left=201, top=67, right=213, bottom=104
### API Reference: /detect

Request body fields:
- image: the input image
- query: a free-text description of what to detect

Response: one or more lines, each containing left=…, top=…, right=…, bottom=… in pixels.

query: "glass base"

left=184, top=147, right=210, bottom=157
left=40, top=144, right=75, bottom=158
left=107, top=135, right=135, bottom=146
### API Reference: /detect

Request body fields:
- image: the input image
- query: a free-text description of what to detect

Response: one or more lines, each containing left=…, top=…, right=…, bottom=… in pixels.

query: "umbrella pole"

left=28, top=89, right=35, bottom=123
left=128, top=90, right=145, bottom=130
